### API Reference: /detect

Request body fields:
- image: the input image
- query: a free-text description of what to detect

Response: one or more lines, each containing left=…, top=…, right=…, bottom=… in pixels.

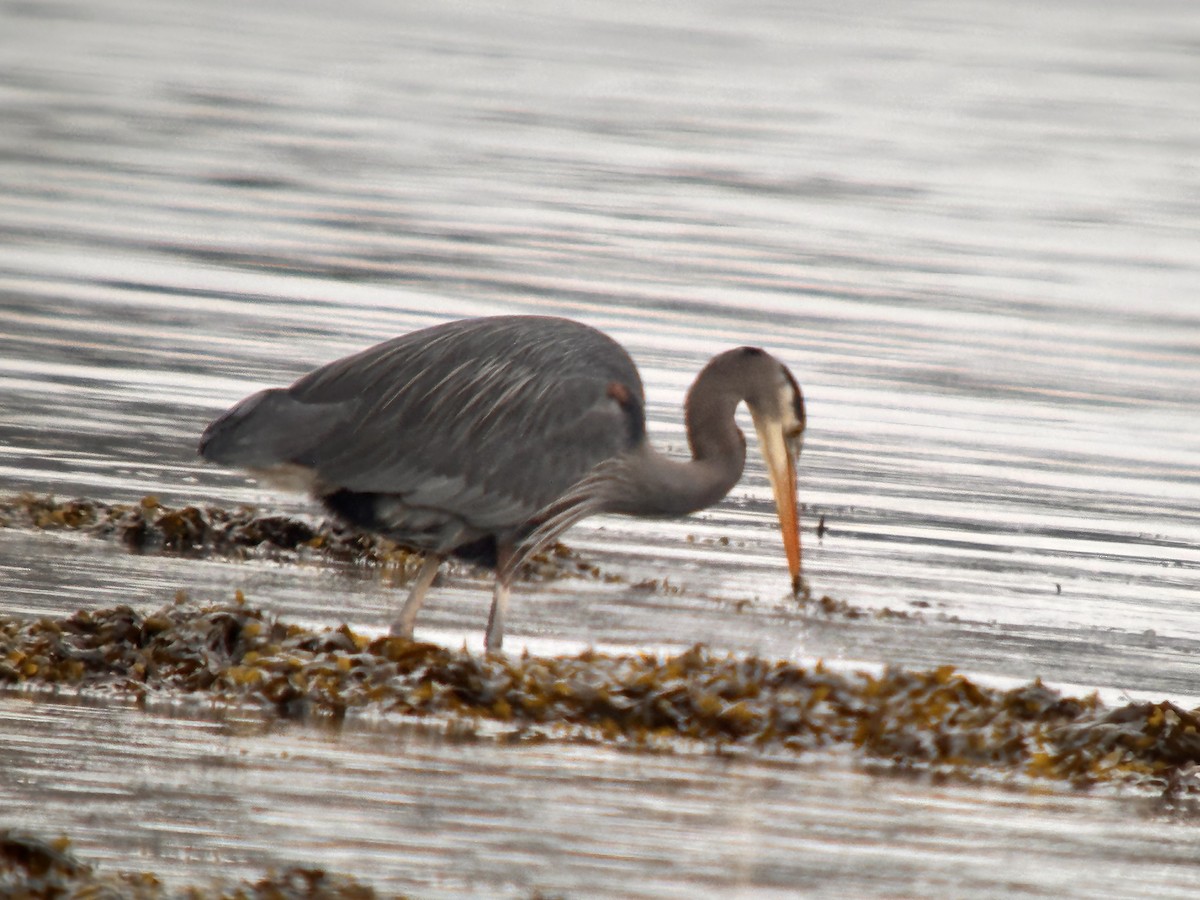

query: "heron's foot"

left=483, top=603, right=505, bottom=653
left=388, top=619, right=415, bottom=639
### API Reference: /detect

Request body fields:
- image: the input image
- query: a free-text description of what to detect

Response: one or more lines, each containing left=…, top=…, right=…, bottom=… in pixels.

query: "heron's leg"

left=485, top=545, right=514, bottom=652
left=389, top=554, right=442, bottom=638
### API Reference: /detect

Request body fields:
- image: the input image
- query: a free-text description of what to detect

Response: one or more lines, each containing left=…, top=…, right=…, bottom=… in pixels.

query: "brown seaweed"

left=0, top=829, right=384, bottom=899
left=2, top=597, right=1197, bottom=793
left=0, top=494, right=606, bottom=583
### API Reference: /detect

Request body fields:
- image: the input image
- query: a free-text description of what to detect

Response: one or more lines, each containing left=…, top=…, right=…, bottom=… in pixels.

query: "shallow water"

left=2, top=0, right=1200, bottom=894
left=3, top=693, right=1199, bottom=900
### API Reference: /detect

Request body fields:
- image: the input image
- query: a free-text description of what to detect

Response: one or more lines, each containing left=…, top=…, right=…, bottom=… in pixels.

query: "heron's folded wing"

left=286, top=319, right=644, bottom=532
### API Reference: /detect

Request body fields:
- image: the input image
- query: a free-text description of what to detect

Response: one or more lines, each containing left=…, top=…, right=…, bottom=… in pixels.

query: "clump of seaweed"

left=0, top=828, right=383, bottom=899
left=0, top=494, right=601, bottom=582
left=804, top=592, right=922, bottom=621
left=0, top=493, right=401, bottom=563
left=2, top=597, right=1197, bottom=792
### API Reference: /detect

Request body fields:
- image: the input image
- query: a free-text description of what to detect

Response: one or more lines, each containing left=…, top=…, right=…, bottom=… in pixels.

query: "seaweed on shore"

left=2, top=597, right=1197, bottom=793
left=0, top=493, right=604, bottom=582
left=0, top=828, right=384, bottom=899
left=4, top=495, right=1195, bottom=790
left=0, top=494, right=903, bottom=616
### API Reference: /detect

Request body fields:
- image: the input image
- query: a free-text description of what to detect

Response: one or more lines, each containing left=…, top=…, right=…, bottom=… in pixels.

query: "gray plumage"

left=200, top=315, right=806, bottom=651
left=202, top=317, right=643, bottom=558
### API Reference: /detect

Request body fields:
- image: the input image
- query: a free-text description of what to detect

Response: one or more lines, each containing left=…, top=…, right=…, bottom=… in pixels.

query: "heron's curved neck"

left=614, top=359, right=747, bottom=517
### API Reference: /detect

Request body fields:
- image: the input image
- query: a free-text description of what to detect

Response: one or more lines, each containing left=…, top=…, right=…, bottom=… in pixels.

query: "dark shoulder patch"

left=607, top=380, right=645, bottom=447
left=606, top=381, right=632, bottom=405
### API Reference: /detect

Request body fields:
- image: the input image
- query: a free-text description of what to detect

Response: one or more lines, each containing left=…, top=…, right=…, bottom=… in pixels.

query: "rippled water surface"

left=2, top=0, right=1199, bottom=895
left=4, top=693, right=1200, bottom=899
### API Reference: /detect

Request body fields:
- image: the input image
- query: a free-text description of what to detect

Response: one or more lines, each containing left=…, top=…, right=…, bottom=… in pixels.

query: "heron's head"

left=738, top=348, right=806, bottom=594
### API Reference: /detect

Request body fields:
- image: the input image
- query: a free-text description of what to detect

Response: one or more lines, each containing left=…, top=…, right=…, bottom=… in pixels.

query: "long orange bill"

left=754, top=417, right=803, bottom=595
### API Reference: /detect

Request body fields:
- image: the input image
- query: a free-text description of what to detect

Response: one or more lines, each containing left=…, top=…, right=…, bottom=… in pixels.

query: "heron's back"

left=200, top=316, right=646, bottom=560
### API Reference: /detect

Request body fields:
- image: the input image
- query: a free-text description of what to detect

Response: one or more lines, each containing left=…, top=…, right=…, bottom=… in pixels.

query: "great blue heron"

left=199, top=315, right=805, bottom=651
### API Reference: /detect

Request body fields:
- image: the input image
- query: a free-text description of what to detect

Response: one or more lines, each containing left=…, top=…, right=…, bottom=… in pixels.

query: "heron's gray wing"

left=286, top=317, right=644, bottom=533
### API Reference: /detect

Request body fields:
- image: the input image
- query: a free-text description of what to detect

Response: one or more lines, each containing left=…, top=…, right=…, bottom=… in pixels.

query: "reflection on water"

left=4, top=693, right=1200, bottom=900
left=1, top=0, right=1199, bottom=894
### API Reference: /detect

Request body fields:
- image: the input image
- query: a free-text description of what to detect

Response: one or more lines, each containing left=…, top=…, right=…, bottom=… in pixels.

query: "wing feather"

left=283, top=317, right=644, bottom=535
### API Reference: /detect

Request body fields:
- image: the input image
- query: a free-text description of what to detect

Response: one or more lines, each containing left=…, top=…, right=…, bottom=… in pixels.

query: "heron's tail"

left=198, top=388, right=333, bottom=468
